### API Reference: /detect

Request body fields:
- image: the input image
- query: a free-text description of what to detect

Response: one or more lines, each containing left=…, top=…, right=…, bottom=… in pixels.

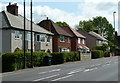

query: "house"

left=0, top=3, right=53, bottom=53
left=38, top=19, right=72, bottom=52
left=77, top=30, right=108, bottom=49
left=61, top=26, right=89, bottom=52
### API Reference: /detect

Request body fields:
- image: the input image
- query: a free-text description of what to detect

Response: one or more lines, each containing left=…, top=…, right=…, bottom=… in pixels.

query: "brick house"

left=61, top=26, right=89, bottom=52
left=77, top=30, right=108, bottom=49
left=38, top=19, right=72, bottom=52
left=0, top=3, right=53, bottom=53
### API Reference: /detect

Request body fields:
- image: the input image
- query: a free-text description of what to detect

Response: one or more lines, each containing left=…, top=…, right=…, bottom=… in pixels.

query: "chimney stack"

left=7, top=3, right=18, bottom=16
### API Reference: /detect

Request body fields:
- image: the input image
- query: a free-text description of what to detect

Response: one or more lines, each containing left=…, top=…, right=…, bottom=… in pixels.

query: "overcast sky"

left=0, top=0, right=119, bottom=32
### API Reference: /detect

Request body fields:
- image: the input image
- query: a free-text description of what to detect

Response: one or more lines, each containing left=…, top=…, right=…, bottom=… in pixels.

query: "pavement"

left=1, top=56, right=119, bottom=83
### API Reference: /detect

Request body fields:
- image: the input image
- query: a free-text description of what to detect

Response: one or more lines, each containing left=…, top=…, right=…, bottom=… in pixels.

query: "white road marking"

left=33, top=74, right=60, bottom=82
left=67, top=68, right=84, bottom=75
left=84, top=67, right=98, bottom=72
left=38, top=72, right=47, bottom=75
left=102, top=64, right=110, bottom=67
left=38, top=69, right=61, bottom=74
left=67, top=69, right=83, bottom=74
left=51, top=75, right=73, bottom=81
left=49, top=69, right=61, bottom=72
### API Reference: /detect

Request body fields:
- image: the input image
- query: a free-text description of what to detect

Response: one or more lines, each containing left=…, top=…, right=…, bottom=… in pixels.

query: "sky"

left=0, top=0, right=119, bottom=32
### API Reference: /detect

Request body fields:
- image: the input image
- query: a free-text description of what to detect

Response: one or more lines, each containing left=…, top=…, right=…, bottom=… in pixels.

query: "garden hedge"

left=51, top=52, right=79, bottom=65
left=2, top=51, right=50, bottom=72
left=91, top=50, right=104, bottom=59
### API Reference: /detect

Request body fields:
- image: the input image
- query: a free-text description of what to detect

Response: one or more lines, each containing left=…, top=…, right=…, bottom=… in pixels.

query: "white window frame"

left=78, top=38, right=81, bottom=44
left=15, top=30, right=20, bottom=39
left=82, top=39, right=85, bottom=44
left=40, top=34, right=46, bottom=42
left=67, top=37, right=70, bottom=43
left=46, top=35, right=51, bottom=42
left=60, top=35, right=65, bottom=42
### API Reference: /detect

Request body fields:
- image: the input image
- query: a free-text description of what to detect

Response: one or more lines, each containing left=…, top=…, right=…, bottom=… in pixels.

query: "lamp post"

left=113, top=11, right=116, bottom=29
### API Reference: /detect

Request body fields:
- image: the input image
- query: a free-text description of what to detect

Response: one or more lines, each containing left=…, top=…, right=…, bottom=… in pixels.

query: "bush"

left=104, top=51, right=110, bottom=57
left=2, top=51, right=24, bottom=72
left=2, top=51, right=50, bottom=72
left=91, top=50, right=104, bottom=59
left=33, top=51, right=50, bottom=66
left=51, top=52, right=79, bottom=65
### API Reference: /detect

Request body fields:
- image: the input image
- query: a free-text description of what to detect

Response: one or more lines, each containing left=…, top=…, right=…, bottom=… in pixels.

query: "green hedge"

left=91, top=50, right=104, bottom=59
left=51, top=52, right=79, bottom=65
left=2, top=51, right=50, bottom=72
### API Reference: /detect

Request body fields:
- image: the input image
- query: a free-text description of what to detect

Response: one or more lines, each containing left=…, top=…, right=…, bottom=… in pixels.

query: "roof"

left=51, top=21, right=72, bottom=37
left=0, top=11, right=53, bottom=35
left=89, top=31, right=107, bottom=41
left=70, top=27, right=86, bottom=38
left=62, top=26, right=86, bottom=38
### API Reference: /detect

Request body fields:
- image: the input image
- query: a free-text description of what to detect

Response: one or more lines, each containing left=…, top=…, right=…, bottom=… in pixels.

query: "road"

left=2, top=56, right=119, bottom=83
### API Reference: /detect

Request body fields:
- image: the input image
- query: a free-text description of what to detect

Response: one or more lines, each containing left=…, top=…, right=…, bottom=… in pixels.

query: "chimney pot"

left=7, top=3, right=18, bottom=16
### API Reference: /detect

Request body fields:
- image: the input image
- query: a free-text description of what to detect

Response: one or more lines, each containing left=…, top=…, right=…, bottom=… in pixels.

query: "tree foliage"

left=56, top=21, right=69, bottom=27
left=76, top=16, right=115, bottom=41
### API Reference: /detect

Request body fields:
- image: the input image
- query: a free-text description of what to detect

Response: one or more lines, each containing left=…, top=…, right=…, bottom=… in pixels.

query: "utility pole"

left=23, top=0, right=26, bottom=69
left=30, top=0, right=33, bottom=68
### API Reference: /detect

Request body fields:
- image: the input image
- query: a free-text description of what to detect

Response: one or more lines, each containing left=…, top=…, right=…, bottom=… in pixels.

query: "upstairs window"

left=60, top=35, right=64, bottom=42
left=15, top=30, right=20, bottom=39
left=78, top=38, right=81, bottom=44
left=40, top=34, right=45, bottom=42
left=82, top=39, right=85, bottom=44
left=67, top=37, right=70, bottom=43
left=46, top=35, right=51, bottom=42
left=27, top=32, right=31, bottom=40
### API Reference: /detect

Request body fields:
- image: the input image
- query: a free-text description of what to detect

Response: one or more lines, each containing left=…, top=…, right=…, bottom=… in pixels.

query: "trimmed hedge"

left=51, top=52, right=79, bottom=65
left=91, top=50, right=104, bottom=59
left=2, top=51, right=50, bottom=72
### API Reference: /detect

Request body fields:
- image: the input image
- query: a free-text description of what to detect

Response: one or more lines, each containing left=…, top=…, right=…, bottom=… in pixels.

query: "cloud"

left=0, top=0, right=119, bottom=31
left=78, top=0, right=118, bottom=31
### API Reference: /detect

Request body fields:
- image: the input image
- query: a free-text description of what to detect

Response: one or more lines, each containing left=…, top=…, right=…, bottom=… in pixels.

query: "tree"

left=75, top=20, right=96, bottom=32
left=76, top=16, right=115, bottom=41
left=55, top=21, right=69, bottom=27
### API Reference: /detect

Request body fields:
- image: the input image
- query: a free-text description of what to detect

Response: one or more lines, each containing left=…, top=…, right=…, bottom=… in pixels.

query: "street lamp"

left=113, top=11, right=116, bottom=29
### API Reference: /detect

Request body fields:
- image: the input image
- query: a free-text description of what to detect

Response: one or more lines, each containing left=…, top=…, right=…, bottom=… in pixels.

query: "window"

left=26, top=32, right=34, bottom=41
left=67, top=37, right=70, bottom=43
left=82, top=39, right=85, bottom=44
left=40, top=34, right=45, bottom=42
left=78, top=38, right=81, bottom=44
left=27, top=32, right=31, bottom=40
left=46, top=35, right=51, bottom=42
left=15, top=30, right=20, bottom=39
left=60, top=35, right=64, bottom=42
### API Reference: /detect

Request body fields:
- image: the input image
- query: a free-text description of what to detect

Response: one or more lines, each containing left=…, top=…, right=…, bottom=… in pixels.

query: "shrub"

left=2, top=51, right=50, bottom=72
left=51, top=52, right=79, bottom=65
left=91, top=50, right=104, bottom=59
left=33, top=51, right=50, bottom=66
left=2, top=51, right=24, bottom=72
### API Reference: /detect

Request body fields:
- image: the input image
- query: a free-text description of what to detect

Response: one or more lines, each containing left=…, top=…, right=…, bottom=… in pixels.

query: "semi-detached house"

left=77, top=30, right=108, bottom=49
left=61, top=26, right=89, bottom=52
left=0, top=3, right=53, bottom=53
left=38, top=19, right=72, bottom=52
